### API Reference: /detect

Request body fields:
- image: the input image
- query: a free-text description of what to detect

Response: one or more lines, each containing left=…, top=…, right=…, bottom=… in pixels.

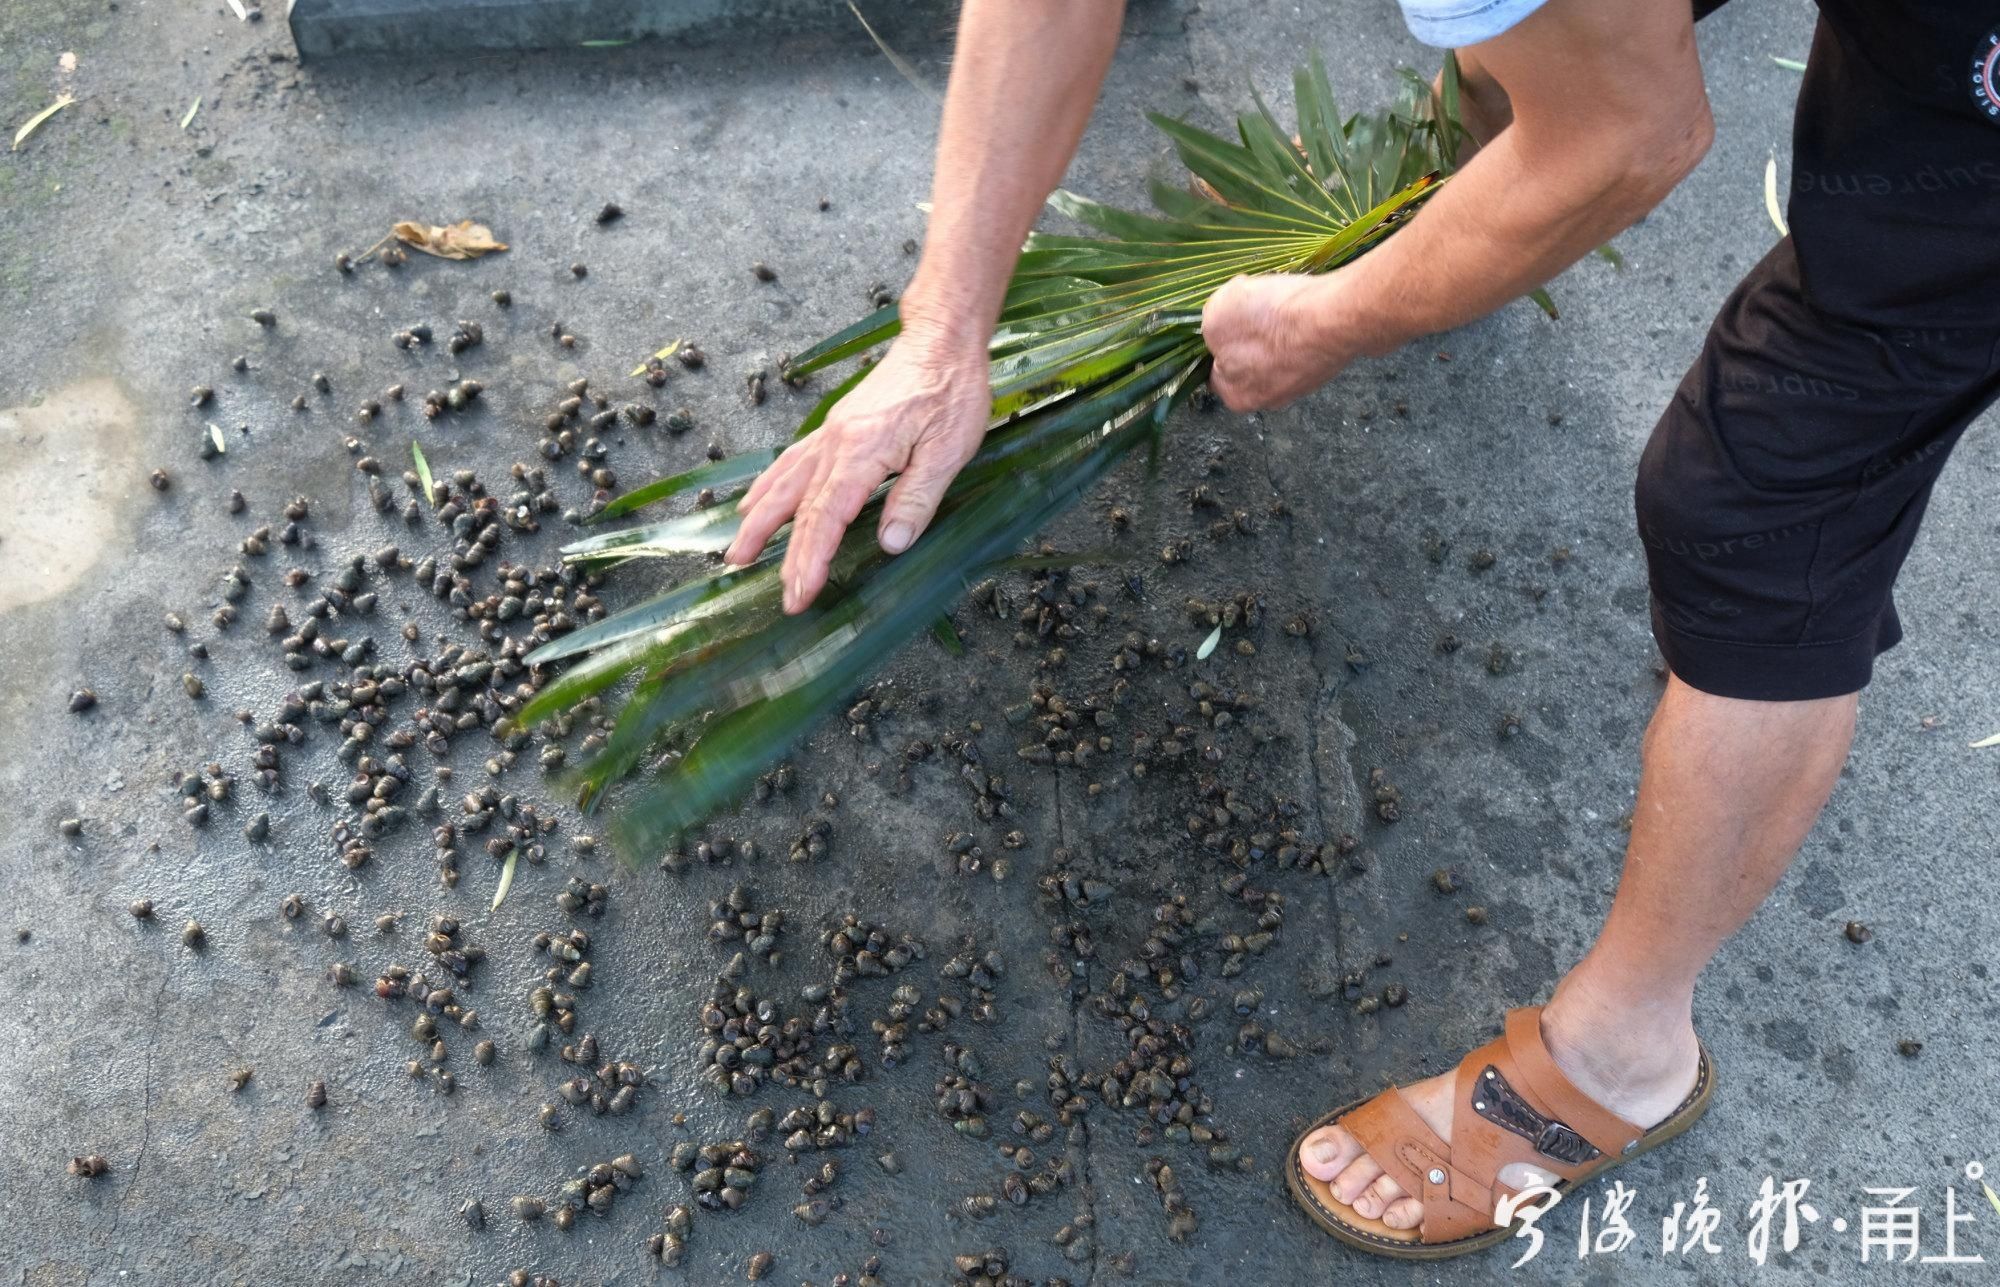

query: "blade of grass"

left=931, top=616, right=964, bottom=655
left=13, top=94, right=75, bottom=151
left=411, top=441, right=436, bottom=506
left=589, top=448, right=777, bottom=523
left=782, top=303, right=899, bottom=379
left=525, top=555, right=781, bottom=669
left=560, top=495, right=747, bottom=563
left=847, top=1, right=939, bottom=102
left=791, top=364, right=874, bottom=441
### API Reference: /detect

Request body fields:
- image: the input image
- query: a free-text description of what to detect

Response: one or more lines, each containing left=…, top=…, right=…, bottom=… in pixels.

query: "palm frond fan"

left=519, top=53, right=1474, bottom=861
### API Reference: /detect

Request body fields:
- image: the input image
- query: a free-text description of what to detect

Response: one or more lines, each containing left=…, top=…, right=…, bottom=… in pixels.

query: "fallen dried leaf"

left=391, top=219, right=508, bottom=261
left=13, top=94, right=75, bottom=152
left=629, top=339, right=682, bottom=378
left=1969, top=732, right=2000, bottom=749
left=224, top=0, right=249, bottom=18
left=180, top=97, right=201, bottom=130
left=1763, top=153, right=1788, bottom=237
left=1771, top=56, right=1807, bottom=72
left=492, top=850, right=518, bottom=911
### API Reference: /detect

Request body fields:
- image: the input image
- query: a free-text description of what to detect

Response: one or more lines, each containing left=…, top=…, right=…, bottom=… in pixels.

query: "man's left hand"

left=1201, top=273, right=1356, bottom=412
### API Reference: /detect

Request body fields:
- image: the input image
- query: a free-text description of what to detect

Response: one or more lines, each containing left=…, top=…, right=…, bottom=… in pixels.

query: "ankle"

left=1540, top=978, right=1699, bottom=1091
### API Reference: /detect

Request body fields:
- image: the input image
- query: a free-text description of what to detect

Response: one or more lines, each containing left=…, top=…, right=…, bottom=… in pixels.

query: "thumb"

left=878, top=434, right=976, bottom=554
left=1201, top=274, right=1246, bottom=334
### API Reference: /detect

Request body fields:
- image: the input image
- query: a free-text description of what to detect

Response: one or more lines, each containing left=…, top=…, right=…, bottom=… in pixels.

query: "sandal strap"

left=1324, top=1006, right=1652, bottom=1247
left=1340, top=1087, right=1497, bottom=1244
left=1501, top=1007, right=1645, bottom=1159
left=1435, top=1006, right=1646, bottom=1200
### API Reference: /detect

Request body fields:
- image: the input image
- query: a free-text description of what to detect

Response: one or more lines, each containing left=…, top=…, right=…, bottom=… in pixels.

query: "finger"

left=725, top=448, right=817, bottom=566
left=781, top=456, right=889, bottom=613
left=1199, top=277, right=1244, bottom=339
left=877, top=434, right=978, bottom=554
left=768, top=445, right=842, bottom=592
left=737, top=438, right=812, bottom=515
left=1208, top=364, right=1252, bottom=414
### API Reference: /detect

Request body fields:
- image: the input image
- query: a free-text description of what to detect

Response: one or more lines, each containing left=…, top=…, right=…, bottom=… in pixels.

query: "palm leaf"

left=524, top=52, right=1480, bottom=864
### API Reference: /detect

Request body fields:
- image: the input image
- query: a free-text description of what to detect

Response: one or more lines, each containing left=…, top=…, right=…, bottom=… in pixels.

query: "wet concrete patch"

left=0, top=378, right=142, bottom=616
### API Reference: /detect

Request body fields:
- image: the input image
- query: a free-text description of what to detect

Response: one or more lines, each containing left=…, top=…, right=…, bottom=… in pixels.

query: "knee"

left=1632, top=422, right=1684, bottom=557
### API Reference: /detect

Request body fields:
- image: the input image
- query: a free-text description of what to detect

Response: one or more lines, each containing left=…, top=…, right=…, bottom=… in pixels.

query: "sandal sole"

left=1285, top=1045, right=1715, bottom=1261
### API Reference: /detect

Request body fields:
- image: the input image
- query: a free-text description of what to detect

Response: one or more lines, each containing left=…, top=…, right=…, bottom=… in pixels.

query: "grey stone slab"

left=288, top=0, right=954, bottom=60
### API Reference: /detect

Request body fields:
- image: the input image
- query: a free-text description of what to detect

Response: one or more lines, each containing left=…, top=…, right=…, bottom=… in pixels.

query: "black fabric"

left=1637, top=243, right=1999, bottom=699
left=1635, top=0, right=2000, bottom=701
left=1788, top=3, right=2000, bottom=327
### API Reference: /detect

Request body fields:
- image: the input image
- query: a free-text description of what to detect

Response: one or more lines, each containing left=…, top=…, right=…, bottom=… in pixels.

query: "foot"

left=1299, top=1001, right=1701, bottom=1232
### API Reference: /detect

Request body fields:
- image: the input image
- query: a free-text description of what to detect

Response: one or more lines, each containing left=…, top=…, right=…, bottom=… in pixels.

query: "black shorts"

left=1636, top=246, right=2000, bottom=700
left=1636, top=0, right=2000, bottom=701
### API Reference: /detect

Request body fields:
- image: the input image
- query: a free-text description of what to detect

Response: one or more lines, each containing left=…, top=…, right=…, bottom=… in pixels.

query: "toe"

left=1369, top=1172, right=1405, bottom=1214
left=1298, top=1125, right=1361, bottom=1182
left=1381, top=1195, right=1425, bottom=1231
left=1331, top=1154, right=1384, bottom=1205
left=1352, top=1171, right=1402, bottom=1219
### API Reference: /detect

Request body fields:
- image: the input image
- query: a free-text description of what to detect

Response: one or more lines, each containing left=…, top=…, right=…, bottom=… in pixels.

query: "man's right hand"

left=721, top=0, right=1125, bottom=613
left=723, top=331, right=992, bottom=614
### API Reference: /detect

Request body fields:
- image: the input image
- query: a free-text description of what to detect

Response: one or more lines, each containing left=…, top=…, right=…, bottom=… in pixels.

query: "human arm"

left=725, top=0, right=1129, bottom=613
left=1202, top=0, right=1713, bottom=410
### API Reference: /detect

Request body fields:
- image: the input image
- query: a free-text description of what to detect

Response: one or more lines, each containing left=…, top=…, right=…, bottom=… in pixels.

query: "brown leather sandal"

left=1286, top=1006, right=1714, bottom=1260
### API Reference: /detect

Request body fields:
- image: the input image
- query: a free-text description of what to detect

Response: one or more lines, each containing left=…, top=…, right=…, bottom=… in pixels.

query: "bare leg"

left=1301, top=675, right=1859, bottom=1230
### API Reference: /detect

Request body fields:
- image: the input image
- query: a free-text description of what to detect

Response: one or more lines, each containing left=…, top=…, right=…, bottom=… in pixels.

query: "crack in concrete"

left=1302, top=629, right=1352, bottom=981
left=1049, top=765, right=1102, bottom=1287
left=111, top=965, right=172, bottom=1235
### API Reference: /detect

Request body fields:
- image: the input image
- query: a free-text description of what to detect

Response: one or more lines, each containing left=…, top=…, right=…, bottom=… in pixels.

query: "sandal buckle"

left=1534, top=1120, right=1594, bottom=1165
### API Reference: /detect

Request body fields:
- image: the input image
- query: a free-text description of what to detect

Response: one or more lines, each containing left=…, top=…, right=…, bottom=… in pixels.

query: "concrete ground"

left=4, top=0, right=1999, bottom=1283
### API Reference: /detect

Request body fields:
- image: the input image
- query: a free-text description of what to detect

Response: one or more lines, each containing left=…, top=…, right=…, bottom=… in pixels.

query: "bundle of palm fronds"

left=519, top=53, right=1468, bottom=861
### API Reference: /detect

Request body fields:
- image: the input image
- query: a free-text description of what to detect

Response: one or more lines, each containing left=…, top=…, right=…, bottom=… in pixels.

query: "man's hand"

left=1204, top=0, right=1711, bottom=394
left=1202, top=273, right=1358, bottom=413
left=724, top=335, right=991, bottom=613
left=724, top=0, right=1125, bottom=614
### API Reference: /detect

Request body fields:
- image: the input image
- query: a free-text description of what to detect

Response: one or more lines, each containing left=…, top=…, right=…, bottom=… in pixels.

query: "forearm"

left=900, top=0, right=1126, bottom=350
left=1309, top=0, right=1710, bottom=359
left=1321, top=120, right=1691, bottom=356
